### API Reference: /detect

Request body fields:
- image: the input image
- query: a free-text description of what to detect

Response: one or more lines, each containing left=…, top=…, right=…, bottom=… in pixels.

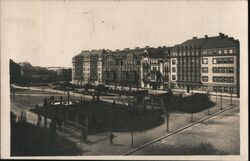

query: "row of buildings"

left=72, top=33, right=240, bottom=96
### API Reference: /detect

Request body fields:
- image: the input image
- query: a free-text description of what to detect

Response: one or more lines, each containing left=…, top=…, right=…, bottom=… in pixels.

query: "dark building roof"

left=172, top=33, right=239, bottom=51
left=75, top=49, right=106, bottom=58
left=145, top=47, right=172, bottom=59
left=202, top=35, right=239, bottom=49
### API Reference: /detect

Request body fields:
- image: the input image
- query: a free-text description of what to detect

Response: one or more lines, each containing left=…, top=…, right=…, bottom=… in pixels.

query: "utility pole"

left=230, top=91, right=233, bottom=106
left=166, top=112, right=170, bottom=132
left=207, top=90, right=210, bottom=115
left=131, top=130, right=134, bottom=147
left=216, top=88, right=218, bottom=101
left=85, top=116, right=88, bottom=140
left=220, top=90, right=223, bottom=110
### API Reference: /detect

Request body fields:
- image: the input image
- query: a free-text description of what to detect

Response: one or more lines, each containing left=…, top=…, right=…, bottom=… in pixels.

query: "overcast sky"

left=1, top=0, right=247, bottom=67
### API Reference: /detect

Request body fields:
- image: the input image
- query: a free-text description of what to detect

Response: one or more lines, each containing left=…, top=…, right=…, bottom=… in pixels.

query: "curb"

left=123, top=104, right=238, bottom=155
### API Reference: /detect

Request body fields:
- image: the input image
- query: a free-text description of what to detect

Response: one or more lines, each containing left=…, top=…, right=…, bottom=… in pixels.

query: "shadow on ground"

left=11, top=121, right=79, bottom=156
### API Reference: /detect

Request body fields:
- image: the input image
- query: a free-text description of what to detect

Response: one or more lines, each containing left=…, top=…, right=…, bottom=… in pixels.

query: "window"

left=213, top=67, right=217, bottom=73
left=218, top=86, right=222, bottom=92
left=213, top=86, right=217, bottom=92
left=230, top=87, right=234, bottom=92
left=224, top=50, right=227, bottom=54
left=213, top=58, right=217, bottom=64
left=229, top=77, right=234, bottom=83
left=218, top=67, right=222, bottom=73
left=218, top=77, right=222, bottom=82
left=224, top=87, right=228, bottom=92
left=213, top=76, right=217, bottom=82
left=223, top=58, right=228, bottom=63
left=213, top=50, right=217, bottom=54
left=202, top=58, right=208, bottom=64
left=203, top=51, right=207, bottom=55
left=218, top=58, right=222, bottom=64
left=224, top=67, right=228, bottom=73
left=229, top=67, right=234, bottom=73
left=202, top=76, right=208, bottom=82
left=219, top=50, right=222, bottom=54
left=172, top=59, right=176, bottom=65
left=224, top=77, right=228, bottom=83
left=202, top=67, right=208, bottom=73
left=229, top=49, right=233, bottom=54
left=191, top=59, right=194, bottom=64
left=172, top=75, right=176, bottom=80
left=229, top=58, right=234, bottom=63
left=172, top=67, right=176, bottom=72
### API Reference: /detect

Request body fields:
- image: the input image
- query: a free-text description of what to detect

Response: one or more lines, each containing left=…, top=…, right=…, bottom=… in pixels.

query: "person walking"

left=37, top=114, right=42, bottom=127
left=109, top=132, right=114, bottom=145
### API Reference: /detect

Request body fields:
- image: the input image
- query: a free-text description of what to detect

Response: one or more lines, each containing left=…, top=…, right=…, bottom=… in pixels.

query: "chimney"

left=219, top=33, right=224, bottom=39
left=205, top=35, right=208, bottom=39
left=193, top=37, right=197, bottom=39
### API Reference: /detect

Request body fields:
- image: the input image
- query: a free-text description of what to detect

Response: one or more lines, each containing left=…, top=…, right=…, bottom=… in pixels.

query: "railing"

left=63, top=120, right=85, bottom=132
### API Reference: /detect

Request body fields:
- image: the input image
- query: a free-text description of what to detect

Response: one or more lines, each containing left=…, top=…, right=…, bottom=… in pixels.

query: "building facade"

left=72, top=49, right=106, bottom=85
left=72, top=33, right=240, bottom=96
left=141, top=46, right=172, bottom=90
left=169, top=33, right=240, bottom=96
left=102, top=48, right=144, bottom=89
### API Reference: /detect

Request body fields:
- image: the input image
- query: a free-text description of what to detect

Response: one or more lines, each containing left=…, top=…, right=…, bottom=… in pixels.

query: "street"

left=132, top=106, right=239, bottom=155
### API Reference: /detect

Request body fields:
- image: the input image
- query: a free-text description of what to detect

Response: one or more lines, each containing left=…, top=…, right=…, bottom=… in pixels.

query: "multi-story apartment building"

left=141, top=46, right=172, bottom=90
left=170, top=33, right=240, bottom=96
left=102, top=47, right=144, bottom=89
left=170, top=39, right=203, bottom=91
left=200, top=33, right=240, bottom=96
left=72, top=49, right=106, bottom=85
left=72, top=33, right=239, bottom=96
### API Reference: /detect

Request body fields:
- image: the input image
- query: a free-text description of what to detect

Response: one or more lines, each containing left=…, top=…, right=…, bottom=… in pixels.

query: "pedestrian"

left=37, top=114, right=42, bottom=127
left=109, top=132, right=114, bottom=145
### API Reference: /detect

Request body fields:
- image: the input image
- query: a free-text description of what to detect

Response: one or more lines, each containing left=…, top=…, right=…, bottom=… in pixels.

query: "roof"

left=145, top=47, right=172, bottom=59
left=75, top=49, right=106, bottom=58
left=202, top=36, right=239, bottom=49
left=172, top=33, right=239, bottom=50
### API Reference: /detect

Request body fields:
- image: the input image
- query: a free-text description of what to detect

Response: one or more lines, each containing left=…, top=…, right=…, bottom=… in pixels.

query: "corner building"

left=170, top=33, right=240, bottom=97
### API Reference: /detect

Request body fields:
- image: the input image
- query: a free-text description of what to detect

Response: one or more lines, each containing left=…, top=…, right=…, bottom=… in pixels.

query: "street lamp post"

left=216, top=88, right=218, bottom=101
left=166, top=112, right=170, bottom=132
left=131, top=130, right=134, bottom=147
left=220, top=90, right=223, bottom=110
left=230, top=91, right=233, bottom=106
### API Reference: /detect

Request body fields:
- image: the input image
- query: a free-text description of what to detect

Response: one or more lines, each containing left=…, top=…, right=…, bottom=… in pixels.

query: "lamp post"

left=220, top=90, right=223, bottom=110
left=216, top=88, right=218, bottom=101
left=230, top=90, right=233, bottom=106
left=131, top=130, right=134, bottom=147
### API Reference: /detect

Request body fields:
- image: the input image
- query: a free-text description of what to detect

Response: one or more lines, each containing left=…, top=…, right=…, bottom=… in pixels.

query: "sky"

left=1, top=0, right=248, bottom=68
